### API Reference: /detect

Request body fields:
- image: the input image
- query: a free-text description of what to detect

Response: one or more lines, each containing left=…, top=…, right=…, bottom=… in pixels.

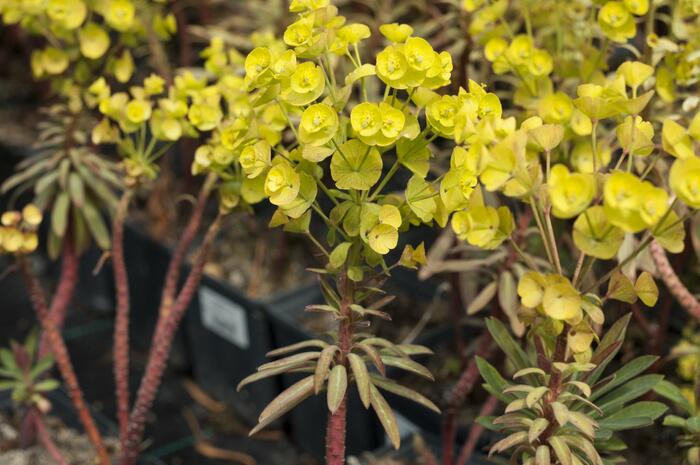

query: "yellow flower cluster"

left=0, top=205, right=42, bottom=254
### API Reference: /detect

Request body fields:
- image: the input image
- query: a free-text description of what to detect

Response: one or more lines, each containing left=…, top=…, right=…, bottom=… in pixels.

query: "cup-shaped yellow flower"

left=245, top=47, right=273, bottom=85
left=282, top=62, right=325, bottom=106
left=240, top=140, right=272, bottom=179
left=47, top=0, right=86, bottom=30
left=427, top=95, right=459, bottom=137
left=623, top=0, right=648, bottom=15
left=378, top=23, right=413, bottom=43
left=368, top=223, right=399, bottom=254
left=616, top=116, right=654, bottom=157
left=670, top=156, right=700, bottom=209
left=376, top=46, right=409, bottom=88
left=42, top=47, right=69, bottom=75
left=330, top=139, right=382, bottom=190
left=570, top=140, right=611, bottom=174
left=542, top=277, right=582, bottom=321
left=662, top=119, right=694, bottom=159
left=423, top=51, right=453, bottom=90
left=638, top=182, right=669, bottom=227
left=548, top=164, right=595, bottom=219
left=104, top=0, right=135, bottom=32
left=265, top=161, right=301, bottom=206
left=537, top=92, right=573, bottom=124
left=568, top=325, right=595, bottom=353
left=351, top=103, right=382, bottom=138
left=79, top=23, right=110, bottom=59
left=617, top=61, right=654, bottom=91
left=125, top=100, right=153, bottom=124
left=404, top=37, right=435, bottom=72
left=22, top=205, right=42, bottom=227
left=517, top=271, right=547, bottom=309
left=603, top=171, right=646, bottom=232
left=527, top=50, right=553, bottom=77
left=299, top=103, right=339, bottom=147
left=451, top=205, right=513, bottom=249
left=284, top=18, right=314, bottom=48
left=573, top=206, right=624, bottom=259
left=598, top=1, right=635, bottom=43
left=188, top=102, right=223, bottom=131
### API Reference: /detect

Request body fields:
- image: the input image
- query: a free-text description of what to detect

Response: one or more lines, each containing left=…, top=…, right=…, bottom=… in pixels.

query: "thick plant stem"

left=112, top=190, right=133, bottom=445
left=39, top=236, right=78, bottom=357
left=442, top=332, right=494, bottom=465
left=120, top=215, right=222, bottom=465
left=326, top=273, right=354, bottom=465
left=649, top=240, right=700, bottom=322
left=31, top=408, right=68, bottom=465
left=159, top=173, right=216, bottom=316
left=17, top=257, right=111, bottom=465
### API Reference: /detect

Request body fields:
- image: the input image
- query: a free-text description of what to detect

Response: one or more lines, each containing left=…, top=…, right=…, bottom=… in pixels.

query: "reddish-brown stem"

left=454, top=395, right=498, bottom=465
left=159, top=174, right=215, bottom=316
left=541, top=329, right=569, bottom=442
left=120, top=214, right=222, bottom=465
left=442, top=332, right=494, bottom=465
left=17, top=256, right=111, bottom=465
left=112, top=190, right=133, bottom=445
left=39, top=234, right=78, bottom=357
left=650, top=240, right=700, bottom=322
left=30, top=408, right=68, bottom=465
left=326, top=272, right=354, bottom=465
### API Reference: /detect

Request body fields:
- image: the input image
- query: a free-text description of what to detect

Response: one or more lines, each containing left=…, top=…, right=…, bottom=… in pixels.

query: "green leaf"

left=653, top=210, right=685, bottom=253
left=345, top=64, right=376, bottom=85
left=380, top=355, right=433, bottom=380
left=599, top=401, right=667, bottom=431
left=250, top=376, right=315, bottom=436
left=354, top=343, right=385, bottom=376
left=369, top=374, right=440, bottom=414
left=405, top=174, right=437, bottom=222
left=34, top=379, right=60, bottom=392
left=484, top=318, right=531, bottom=371
left=238, top=364, right=312, bottom=392
left=596, top=375, right=664, bottom=415
left=51, top=192, right=70, bottom=238
left=369, top=384, right=400, bottom=449
left=348, top=353, right=370, bottom=408
left=266, top=340, right=329, bottom=357
left=548, top=436, right=572, bottom=465
left=29, top=357, right=54, bottom=380
left=315, top=345, right=339, bottom=394
left=526, top=386, right=549, bottom=408
left=662, top=415, right=688, bottom=428
left=258, top=352, right=321, bottom=372
left=489, top=431, right=528, bottom=456
left=635, top=272, right=659, bottom=307
left=67, top=173, right=85, bottom=208
left=330, top=139, right=382, bottom=191
left=397, top=138, right=430, bottom=178
left=654, top=379, right=694, bottom=415
left=82, top=200, right=110, bottom=249
left=529, top=418, right=549, bottom=443
left=476, top=357, right=512, bottom=394
left=590, top=355, right=658, bottom=401
left=606, top=271, right=637, bottom=303
left=587, top=314, right=631, bottom=385
left=284, top=209, right=311, bottom=234
left=329, top=242, right=352, bottom=269
left=327, top=365, right=347, bottom=414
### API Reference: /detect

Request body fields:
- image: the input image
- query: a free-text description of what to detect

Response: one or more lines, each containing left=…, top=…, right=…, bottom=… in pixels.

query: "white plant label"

left=199, top=286, right=250, bottom=349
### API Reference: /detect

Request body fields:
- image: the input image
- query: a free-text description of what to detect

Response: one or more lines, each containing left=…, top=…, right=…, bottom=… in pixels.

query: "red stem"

left=39, top=235, right=78, bottom=357
left=326, top=273, right=354, bottom=465
left=454, top=396, right=498, bottom=465
left=31, top=408, right=68, bottom=465
left=18, top=256, right=111, bottom=465
left=650, top=240, right=700, bottom=322
left=159, top=174, right=215, bottom=316
left=119, top=215, right=222, bottom=465
left=442, top=332, right=494, bottom=465
left=112, top=191, right=133, bottom=445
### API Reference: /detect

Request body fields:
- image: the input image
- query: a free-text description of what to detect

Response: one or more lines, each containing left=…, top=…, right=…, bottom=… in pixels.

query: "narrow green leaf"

left=596, top=375, right=664, bottom=415
left=82, top=200, right=110, bottom=249
left=348, top=353, right=370, bottom=408
left=548, top=436, right=572, bottom=465
left=68, top=173, right=85, bottom=208
left=380, top=355, right=433, bottom=380
left=258, top=351, right=320, bottom=372
left=51, top=192, right=70, bottom=238
left=369, top=374, right=440, bottom=413
left=327, top=365, right=347, bottom=414
left=315, top=345, right=339, bottom=394
left=485, top=317, right=530, bottom=371
left=590, top=356, right=658, bottom=401
left=266, top=340, right=328, bottom=357
left=369, top=384, right=400, bottom=449
left=250, top=376, right=315, bottom=436
left=238, top=364, right=313, bottom=392
left=529, top=418, right=549, bottom=443
left=654, top=379, right=694, bottom=415
left=353, top=343, right=385, bottom=376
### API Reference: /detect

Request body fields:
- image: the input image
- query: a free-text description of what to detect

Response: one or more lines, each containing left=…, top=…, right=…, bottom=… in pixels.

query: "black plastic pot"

left=184, top=275, right=313, bottom=423
left=0, top=389, right=166, bottom=465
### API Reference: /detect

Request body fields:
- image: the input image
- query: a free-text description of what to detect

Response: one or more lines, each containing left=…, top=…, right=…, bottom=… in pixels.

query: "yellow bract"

left=548, top=165, right=595, bottom=219
left=47, top=0, right=86, bottom=30
left=104, top=0, right=135, bottom=32
left=265, top=161, right=301, bottom=206
left=670, top=157, right=700, bottom=209
left=79, top=23, right=110, bottom=59
left=299, top=103, right=339, bottom=147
